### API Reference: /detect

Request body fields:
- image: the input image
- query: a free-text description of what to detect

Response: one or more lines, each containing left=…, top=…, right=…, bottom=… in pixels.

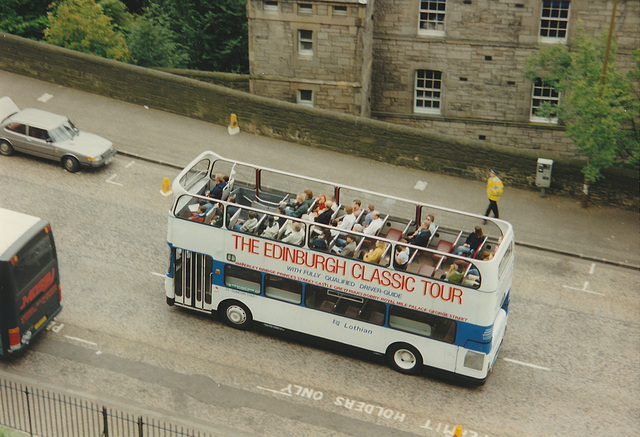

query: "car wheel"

left=220, top=301, right=253, bottom=330
left=386, top=343, right=423, bottom=375
left=0, top=140, right=14, bottom=156
left=62, top=156, right=80, bottom=173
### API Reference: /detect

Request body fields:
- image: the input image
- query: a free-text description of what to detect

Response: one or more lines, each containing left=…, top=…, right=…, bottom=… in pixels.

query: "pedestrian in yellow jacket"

left=484, top=169, right=503, bottom=219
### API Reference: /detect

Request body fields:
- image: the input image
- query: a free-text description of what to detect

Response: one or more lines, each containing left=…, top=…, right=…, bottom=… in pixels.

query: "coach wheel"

left=62, top=156, right=80, bottom=173
left=387, top=343, right=423, bottom=375
left=222, top=301, right=252, bottom=330
left=0, top=140, right=14, bottom=156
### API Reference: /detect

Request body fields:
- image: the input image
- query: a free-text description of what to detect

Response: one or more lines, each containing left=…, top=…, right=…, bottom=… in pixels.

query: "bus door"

left=173, top=249, right=212, bottom=310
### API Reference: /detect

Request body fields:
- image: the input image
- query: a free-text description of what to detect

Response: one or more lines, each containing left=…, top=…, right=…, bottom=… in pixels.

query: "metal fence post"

left=102, top=406, right=109, bottom=437
left=138, top=416, right=144, bottom=437
left=24, top=387, right=33, bottom=437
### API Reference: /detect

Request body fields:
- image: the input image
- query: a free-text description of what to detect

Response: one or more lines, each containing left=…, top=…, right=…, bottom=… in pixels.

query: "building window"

left=530, top=78, right=560, bottom=123
left=264, top=1, right=279, bottom=12
left=418, top=0, right=446, bottom=35
left=414, top=70, right=442, bottom=115
left=297, top=89, right=314, bottom=107
left=298, top=3, right=313, bottom=14
left=333, top=5, right=348, bottom=16
left=539, top=1, right=570, bottom=43
left=298, top=30, right=313, bottom=56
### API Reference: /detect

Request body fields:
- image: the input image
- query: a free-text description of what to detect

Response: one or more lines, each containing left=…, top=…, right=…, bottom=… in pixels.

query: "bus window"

left=224, top=264, right=261, bottom=294
left=11, top=231, right=56, bottom=292
left=264, top=274, right=302, bottom=304
left=389, top=306, right=456, bottom=343
left=305, top=285, right=386, bottom=325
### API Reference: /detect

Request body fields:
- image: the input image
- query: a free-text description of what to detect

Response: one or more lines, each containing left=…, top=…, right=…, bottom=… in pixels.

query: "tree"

left=147, top=0, right=248, bottom=73
left=44, top=0, right=130, bottom=62
left=525, top=23, right=639, bottom=206
left=0, top=0, right=50, bottom=40
left=126, top=8, right=188, bottom=68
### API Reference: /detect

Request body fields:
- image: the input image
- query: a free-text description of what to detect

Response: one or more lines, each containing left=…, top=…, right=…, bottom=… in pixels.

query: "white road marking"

left=37, top=93, right=53, bottom=103
left=589, top=263, right=596, bottom=275
left=125, top=160, right=135, bottom=168
left=503, top=358, right=551, bottom=371
left=106, top=174, right=123, bottom=186
left=413, top=180, right=428, bottom=191
left=64, top=335, right=98, bottom=347
left=151, top=272, right=165, bottom=278
left=257, top=386, right=293, bottom=397
left=562, top=282, right=605, bottom=296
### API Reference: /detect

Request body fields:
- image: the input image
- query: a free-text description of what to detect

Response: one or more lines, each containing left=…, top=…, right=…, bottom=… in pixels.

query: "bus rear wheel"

left=221, top=301, right=252, bottom=330
left=387, top=343, right=423, bottom=375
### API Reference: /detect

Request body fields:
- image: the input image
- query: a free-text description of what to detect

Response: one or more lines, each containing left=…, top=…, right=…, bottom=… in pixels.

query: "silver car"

left=0, top=96, right=116, bottom=172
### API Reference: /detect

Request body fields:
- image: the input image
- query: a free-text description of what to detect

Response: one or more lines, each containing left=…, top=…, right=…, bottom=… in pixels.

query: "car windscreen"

left=48, top=120, right=77, bottom=142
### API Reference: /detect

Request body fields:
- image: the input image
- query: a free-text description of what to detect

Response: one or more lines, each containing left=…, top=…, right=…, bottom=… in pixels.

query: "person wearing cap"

left=484, top=169, right=504, bottom=219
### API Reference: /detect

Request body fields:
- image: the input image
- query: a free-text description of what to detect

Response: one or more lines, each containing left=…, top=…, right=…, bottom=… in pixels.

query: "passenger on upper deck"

left=189, top=205, right=207, bottom=222
left=352, top=199, right=363, bottom=221
left=315, top=200, right=334, bottom=225
left=312, top=229, right=332, bottom=251
left=303, top=190, right=315, bottom=210
left=441, top=262, right=463, bottom=283
left=209, top=174, right=227, bottom=200
left=363, top=211, right=384, bottom=235
left=282, top=222, right=305, bottom=245
left=261, top=216, right=279, bottom=239
left=332, top=205, right=356, bottom=236
left=282, top=193, right=309, bottom=218
left=363, top=240, right=386, bottom=264
left=313, top=195, right=327, bottom=214
left=235, top=211, right=259, bottom=233
left=340, top=234, right=357, bottom=257
left=364, top=204, right=375, bottom=226
left=406, top=219, right=432, bottom=247
left=452, top=226, right=484, bottom=257
left=393, top=245, right=410, bottom=270
left=275, top=206, right=287, bottom=229
left=208, top=207, right=223, bottom=227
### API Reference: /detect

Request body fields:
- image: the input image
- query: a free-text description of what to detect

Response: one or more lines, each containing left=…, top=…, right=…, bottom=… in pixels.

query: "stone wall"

left=0, top=33, right=636, bottom=208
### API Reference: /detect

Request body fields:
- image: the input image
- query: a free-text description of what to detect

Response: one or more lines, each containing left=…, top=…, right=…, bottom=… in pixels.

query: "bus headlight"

left=464, top=351, right=485, bottom=371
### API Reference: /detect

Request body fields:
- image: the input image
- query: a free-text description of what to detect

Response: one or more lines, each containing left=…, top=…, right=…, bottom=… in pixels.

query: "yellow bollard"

left=228, top=113, right=240, bottom=135
left=160, top=177, right=172, bottom=196
left=452, top=425, right=463, bottom=437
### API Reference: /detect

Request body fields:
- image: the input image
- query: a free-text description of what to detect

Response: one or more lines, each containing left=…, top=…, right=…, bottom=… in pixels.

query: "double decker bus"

left=0, top=208, right=62, bottom=356
left=165, top=152, right=514, bottom=383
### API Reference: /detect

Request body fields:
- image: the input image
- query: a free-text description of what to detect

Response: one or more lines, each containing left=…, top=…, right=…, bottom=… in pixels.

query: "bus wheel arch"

left=386, top=342, right=423, bottom=375
left=220, top=300, right=253, bottom=330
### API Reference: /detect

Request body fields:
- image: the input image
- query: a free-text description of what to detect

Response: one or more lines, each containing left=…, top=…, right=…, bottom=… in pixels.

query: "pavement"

left=1, top=70, right=638, bottom=270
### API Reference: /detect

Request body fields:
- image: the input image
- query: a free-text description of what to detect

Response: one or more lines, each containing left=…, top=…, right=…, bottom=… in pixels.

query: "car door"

left=26, top=125, right=55, bottom=159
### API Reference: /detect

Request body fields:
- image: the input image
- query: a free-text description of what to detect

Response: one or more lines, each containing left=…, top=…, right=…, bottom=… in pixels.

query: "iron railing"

left=0, top=377, right=215, bottom=437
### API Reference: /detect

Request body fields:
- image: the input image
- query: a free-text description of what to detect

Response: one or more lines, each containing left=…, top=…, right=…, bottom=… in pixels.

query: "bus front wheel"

left=221, top=301, right=252, bottom=330
left=387, top=343, right=423, bottom=375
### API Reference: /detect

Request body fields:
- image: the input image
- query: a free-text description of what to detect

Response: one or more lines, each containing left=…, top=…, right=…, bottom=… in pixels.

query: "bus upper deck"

left=168, top=152, right=514, bottom=326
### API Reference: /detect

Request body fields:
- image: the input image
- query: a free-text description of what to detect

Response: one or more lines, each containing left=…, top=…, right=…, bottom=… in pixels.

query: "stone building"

left=246, top=0, right=639, bottom=156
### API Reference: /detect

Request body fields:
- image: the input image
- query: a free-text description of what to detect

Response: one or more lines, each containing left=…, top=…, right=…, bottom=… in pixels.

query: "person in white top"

left=282, top=222, right=305, bottom=245
left=332, top=205, right=356, bottom=237
left=364, top=211, right=384, bottom=235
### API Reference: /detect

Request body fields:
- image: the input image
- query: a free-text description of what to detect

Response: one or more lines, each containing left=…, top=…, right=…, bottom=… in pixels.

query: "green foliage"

left=44, top=0, right=130, bottom=62
left=98, top=0, right=133, bottom=30
left=147, top=0, right=248, bottom=73
left=0, top=0, right=50, bottom=40
left=525, top=23, right=639, bottom=183
left=126, top=8, right=188, bottom=67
